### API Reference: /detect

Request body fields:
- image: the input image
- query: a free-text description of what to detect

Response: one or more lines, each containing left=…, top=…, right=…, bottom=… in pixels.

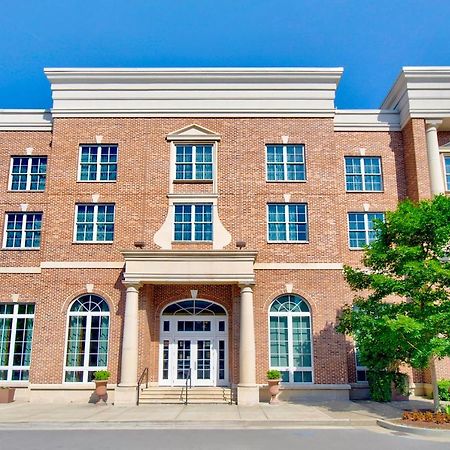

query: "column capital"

left=238, top=283, right=255, bottom=290
left=123, top=281, right=142, bottom=291
left=425, top=119, right=443, bottom=130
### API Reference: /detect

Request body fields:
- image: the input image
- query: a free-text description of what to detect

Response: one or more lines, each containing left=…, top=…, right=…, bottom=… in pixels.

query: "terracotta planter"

left=268, top=379, right=281, bottom=404
left=94, top=380, right=108, bottom=397
left=0, top=388, right=15, bottom=403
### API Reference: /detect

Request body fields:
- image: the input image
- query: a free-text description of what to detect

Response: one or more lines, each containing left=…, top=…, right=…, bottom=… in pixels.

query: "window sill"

left=345, top=190, right=384, bottom=193
left=7, top=189, right=45, bottom=193
left=1, top=247, right=40, bottom=251
left=76, top=180, right=117, bottom=183
left=173, top=179, right=213, bottom=184
left=172, top=240, right=213, bottom=244
left=266, top=180, right=307, bottom=183
left=267, top=241, right=309, bottom=244
left=72, top=241, right=114, bottom=245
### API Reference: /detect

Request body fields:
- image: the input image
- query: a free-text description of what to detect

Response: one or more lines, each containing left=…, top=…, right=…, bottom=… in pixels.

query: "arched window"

left=64, top=295, right=109, bottom=383
left=162, top=299, right=226, bottom=316
left=269, top=294, right=313, bottom=383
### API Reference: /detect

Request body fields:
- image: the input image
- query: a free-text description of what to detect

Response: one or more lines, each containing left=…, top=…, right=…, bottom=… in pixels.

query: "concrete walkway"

left=0, top=396, right=437, bottom=429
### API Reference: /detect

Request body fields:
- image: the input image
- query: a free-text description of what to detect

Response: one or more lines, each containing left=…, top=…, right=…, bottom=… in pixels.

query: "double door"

left=159, top=317, right=228, bottom=387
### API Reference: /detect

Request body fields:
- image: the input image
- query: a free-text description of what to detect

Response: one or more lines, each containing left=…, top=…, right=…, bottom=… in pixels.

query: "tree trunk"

left=430, top=356, right=440, bottom=412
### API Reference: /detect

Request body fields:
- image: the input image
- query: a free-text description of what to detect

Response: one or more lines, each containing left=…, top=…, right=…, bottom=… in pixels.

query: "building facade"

left=1, top=67, right=450, bottom=405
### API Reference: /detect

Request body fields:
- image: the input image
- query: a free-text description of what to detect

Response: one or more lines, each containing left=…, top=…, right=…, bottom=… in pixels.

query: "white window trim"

left=174, top=143, right=214, bottom=182
left=442, top=153, right=450, bottom=191
left=347, top=212, right=385, bottom=250
left=266, top=203, right=309, bottom=243
left=344, top=156, right=383, bottom=192
left=169, top=141, right=218, bottom=195
left=173, top=203, right=213, bottom=242
left=2, top=212, right=42, bottom=250
left=355, top=348, right=368, bottom=384
left=268, top=309, right=314, bottom=385
left=63, top=299, right=110, bottom=384
left=77, top=145, right=118, bottom=183
left=265, top=144, right=307, bottom=182
left=73, top=204, right=115, bottom=244
left=0, top=303, right=35, bottom=382
left=8, top=156, right=47, bottom=191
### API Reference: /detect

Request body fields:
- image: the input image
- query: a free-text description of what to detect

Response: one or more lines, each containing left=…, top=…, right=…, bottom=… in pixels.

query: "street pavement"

left=0, top=428, right=448, bottom=450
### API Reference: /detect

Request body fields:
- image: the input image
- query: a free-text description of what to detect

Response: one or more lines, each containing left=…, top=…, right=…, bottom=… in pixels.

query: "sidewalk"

left=0, top=396, right=435, bottom=429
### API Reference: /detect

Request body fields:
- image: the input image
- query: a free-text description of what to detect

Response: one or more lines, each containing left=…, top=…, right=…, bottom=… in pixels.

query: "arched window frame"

left=268, top=294, right=314, bottom=384
left=63, top=294, right=110, bottom=383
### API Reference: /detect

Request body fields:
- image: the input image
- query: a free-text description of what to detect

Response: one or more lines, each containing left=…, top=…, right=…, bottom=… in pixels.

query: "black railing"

left=185, top=368, right=192, bottom=405
left=136, top=367, right=149, bottom=406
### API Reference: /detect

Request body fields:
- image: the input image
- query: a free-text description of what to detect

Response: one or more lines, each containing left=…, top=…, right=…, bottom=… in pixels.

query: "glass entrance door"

left=175, top=338, right=214, bottom=386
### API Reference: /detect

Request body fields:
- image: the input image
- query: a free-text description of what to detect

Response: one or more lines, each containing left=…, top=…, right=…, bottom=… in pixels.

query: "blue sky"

left=1, top=0, right=449, bottom=109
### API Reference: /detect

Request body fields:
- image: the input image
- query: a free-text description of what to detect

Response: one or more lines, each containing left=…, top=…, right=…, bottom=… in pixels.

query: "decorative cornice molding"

left=334, top=109, right=401, bottom=131
left=381, top=66, right=450, bottom=129
left=0, top=110, right=52, bottom=131
left=44, top=67, right=344, bottom=118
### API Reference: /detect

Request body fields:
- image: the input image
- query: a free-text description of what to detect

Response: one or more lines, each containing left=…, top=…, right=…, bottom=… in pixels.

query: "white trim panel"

left=334, top=110, right=401, bottom=131
left=255, top=263, right=343, bottom=270
left=44, top=67, right=343, bottom=117
left=0, top=110, right=52, bottom=131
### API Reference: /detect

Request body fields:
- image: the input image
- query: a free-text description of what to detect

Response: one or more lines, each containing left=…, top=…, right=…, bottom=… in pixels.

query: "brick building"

left=0, top=67, right=449, bottom=405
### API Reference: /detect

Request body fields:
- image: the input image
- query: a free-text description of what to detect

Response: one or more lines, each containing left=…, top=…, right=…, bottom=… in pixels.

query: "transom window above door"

left=162, top=300, right=226, bottom=316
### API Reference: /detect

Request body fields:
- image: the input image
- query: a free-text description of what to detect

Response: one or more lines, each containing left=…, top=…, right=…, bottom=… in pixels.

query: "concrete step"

left=138, top=387, right=233, bottom=404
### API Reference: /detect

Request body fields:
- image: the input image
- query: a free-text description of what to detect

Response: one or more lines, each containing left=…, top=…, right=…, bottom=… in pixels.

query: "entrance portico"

left=114, top=250, right=258, bottom=406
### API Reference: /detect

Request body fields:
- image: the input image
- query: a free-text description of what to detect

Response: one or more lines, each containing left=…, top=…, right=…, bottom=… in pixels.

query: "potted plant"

left=0, top=387, right=16, bottom=403
left=267, top=369, right=282, bottom=404
left=93, top=370, right=110, bottom=399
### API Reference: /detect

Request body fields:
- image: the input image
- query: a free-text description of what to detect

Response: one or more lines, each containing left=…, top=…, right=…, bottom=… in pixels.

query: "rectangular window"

left=444, top=155, right=450, bottom=191
left=348, top=212, right=384, bottom=249
left=355, top=347, right=368, bottom=383
left=174, top=204, right=212, bottom=241
left=267, top=203, right=308, bottom=242
left=0, top=303, right=35, bottom=381
left=9, top=157, right=47, bottom=191
left=3, top=213, right=42, bottom=249
left=78, top=145, right=118, bottom=182
left=345, top=157, right=383, bottom=191
left=175, top=145, right=213, bottom=180
left=75, top=204, right=115, bottom=243
left=266, top=144, right=306, bottom=181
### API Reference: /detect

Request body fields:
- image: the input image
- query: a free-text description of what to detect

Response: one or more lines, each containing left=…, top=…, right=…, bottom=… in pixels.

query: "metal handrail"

left=136, top=367, right=149, bottom=406
left=185, top=368, right=192, bottom=405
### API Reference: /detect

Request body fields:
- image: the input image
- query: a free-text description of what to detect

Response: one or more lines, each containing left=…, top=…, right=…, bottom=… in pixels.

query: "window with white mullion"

left=175, top=145, right=213, bottom=180
left=267, top=203, right=308, bottom=243
left=9, top=157, right=47, bottom=191
left=443, top=155, right=450, bottom=191
left=75, top=204, right=115, bottom=243
left=345, top=156, right=382, bottom=192
left=174, top=204, right=212, bottom=242
left=3, top=213, right=42, bottom=249
left=0, top=303, right=35, bottom=382
left=266, top=145, right=306, bottom=181
left=79, top=145, right=117, bottom=182
left=348, top=212, right=384, bottom=249
left=64, top=295, right=110, bottom=383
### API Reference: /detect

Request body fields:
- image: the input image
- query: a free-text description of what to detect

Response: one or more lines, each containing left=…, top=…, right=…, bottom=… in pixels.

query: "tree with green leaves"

left=337, top=195, right=450, bottom=411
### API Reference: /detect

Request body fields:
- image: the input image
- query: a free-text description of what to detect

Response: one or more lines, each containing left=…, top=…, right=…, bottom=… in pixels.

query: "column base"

left=237, top=385, right=259, bottom=405
left=114, top=386, right=136, bottom=406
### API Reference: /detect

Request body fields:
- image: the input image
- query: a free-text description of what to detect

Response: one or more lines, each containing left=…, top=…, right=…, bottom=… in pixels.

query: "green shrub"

left=267, top=369, right=281, bottom=380
left=393, top=372, right=409, bottom=397
left=437, top=379, right=450, bottom=401
left=93, top=370, right=110, bottom=381
left=367, top=370, right=394, bottom=402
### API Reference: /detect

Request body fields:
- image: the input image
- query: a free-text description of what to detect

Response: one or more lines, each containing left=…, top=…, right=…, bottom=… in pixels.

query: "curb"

left=0, top=419, right=377, bottom=430
left=377, top=419, right=450, bottom=439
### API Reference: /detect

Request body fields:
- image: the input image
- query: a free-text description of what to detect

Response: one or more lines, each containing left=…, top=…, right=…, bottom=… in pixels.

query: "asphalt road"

left=0, top=428, right=448, bottom=450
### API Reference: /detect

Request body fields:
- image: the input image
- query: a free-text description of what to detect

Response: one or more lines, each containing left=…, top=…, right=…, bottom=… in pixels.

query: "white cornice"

left=381, top=67, right=450, bottom=129
left=44, top=67, right=343, bottom=118
left=334, top=110, right=401, bottom=131
left=0, top=110, right=52, bottom=131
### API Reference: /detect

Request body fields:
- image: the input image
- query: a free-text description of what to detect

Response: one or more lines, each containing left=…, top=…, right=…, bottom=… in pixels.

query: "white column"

left=237, top=284, right=259, bottom=405
left=425, top=119, right=445, bottom=195
left=115, top=282, right=141, bottom=406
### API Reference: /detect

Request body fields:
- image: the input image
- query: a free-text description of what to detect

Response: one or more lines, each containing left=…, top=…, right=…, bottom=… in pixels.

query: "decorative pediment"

left=166, top=124, right=221, bottom=141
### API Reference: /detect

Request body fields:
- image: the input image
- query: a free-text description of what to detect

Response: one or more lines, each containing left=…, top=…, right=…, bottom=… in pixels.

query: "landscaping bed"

left=397, top=410, right=450, bottom=430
